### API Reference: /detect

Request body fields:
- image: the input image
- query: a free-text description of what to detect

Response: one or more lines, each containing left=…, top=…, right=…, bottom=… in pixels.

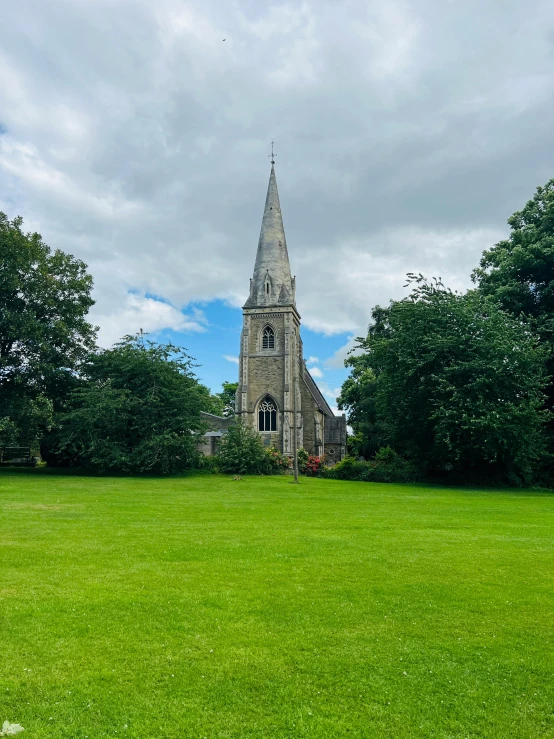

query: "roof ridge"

left=302, top=366, right=335, bottom=417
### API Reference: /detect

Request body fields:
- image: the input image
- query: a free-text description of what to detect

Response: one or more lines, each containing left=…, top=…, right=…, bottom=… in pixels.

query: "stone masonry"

left=235, top=163, right=347, bottom=461
left=198, top=162, right=347, bottom=462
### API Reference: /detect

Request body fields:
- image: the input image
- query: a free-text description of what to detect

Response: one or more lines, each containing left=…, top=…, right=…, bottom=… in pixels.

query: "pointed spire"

left=244, top=163, right=295, bottom=308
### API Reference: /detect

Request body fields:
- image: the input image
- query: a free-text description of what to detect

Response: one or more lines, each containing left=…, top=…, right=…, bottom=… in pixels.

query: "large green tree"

left=472, top=179, right=554, bottom=475
left=337, top=362, right=381, bottom=459
left=199, top=381, right=238, bottom=418
left=473, top=179, right=554, bottom=324
left=217, top=381, right=238, bottom=417
left=50, top=334, right=207, bottom=474
left=340, top=277, right=548, bottom=484
left=0, top=213, right=96, bottom=444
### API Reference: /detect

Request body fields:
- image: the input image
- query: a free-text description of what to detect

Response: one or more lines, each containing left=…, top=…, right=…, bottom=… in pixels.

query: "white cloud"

left=325, top=336, right=360, bottom=369
left=297, top=226, right=504, bottom=336
left=93, top=293, right=206, bottom=348
left=1, top=0, right=553, bottom=345
left=316, top=381, right=344, bottom=406
left=307, top=356, right=319, bottom=364
left=223, top=355, right=239, bottom=364
left=307, top=365, right=323, bottom=378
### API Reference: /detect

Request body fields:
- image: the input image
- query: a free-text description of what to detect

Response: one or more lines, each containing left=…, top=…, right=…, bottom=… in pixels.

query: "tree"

left=473, top=179, right=554, bottom=324
left=51, top=334, right=207, bottom=474
left=0, top=394, right=53, bottom=447
left=341, top=276, right=548, bottom=484
left=218, top=381, right=238, bottom=417
left=217, top=420, right=290, bottom=475
left=338, top=359, right=382, bottom=459
left=217, top=421, right=269, bottom=475
left=0, top=213, right=96, bottom=444
left=198, top=381, right=238, bottom=418
left=472, top=179, right=554, bottom=477
left=197, top=383, right=226, bottom=416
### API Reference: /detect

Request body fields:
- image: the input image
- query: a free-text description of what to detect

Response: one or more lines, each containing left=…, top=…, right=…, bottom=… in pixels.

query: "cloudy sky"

left=1, top=0, right=554, bottom=402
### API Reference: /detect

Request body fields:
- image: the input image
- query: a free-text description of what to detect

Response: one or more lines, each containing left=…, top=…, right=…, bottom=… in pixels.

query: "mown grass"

left=1, top=470, right=553, bottom=738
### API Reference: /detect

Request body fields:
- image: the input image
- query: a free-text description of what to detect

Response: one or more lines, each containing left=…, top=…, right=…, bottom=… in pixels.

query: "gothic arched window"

left=262, top=325, right=275, bottom=349
left=258, top=396, right=277, bottom=432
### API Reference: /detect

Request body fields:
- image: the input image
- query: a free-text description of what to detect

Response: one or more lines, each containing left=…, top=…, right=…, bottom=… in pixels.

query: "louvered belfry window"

left=262, top=325, right=275, bottom=349
left=258, top=396, right=277, bottom=432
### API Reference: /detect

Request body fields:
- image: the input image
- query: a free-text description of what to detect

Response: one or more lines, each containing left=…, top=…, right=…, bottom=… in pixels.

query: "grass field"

left=1, top=471, right=553, bottom=738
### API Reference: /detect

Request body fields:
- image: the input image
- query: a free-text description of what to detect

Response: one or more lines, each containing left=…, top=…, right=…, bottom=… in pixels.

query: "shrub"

left=326, top=447, right=417, bottom=483
left=217, top=422, right=267, bottom=474
left=217, top=422, right=291, bottom=475
left=195, top=453, right=221, bottom=473
left=305, top=454, right=325, bottom=476
left=296, top=448, right=325, bottom=476
left=265, top=448, right=292, bottom=473
left=297, top=448, right=309, bottom=473
left=50, top=335, right=206, bottom=474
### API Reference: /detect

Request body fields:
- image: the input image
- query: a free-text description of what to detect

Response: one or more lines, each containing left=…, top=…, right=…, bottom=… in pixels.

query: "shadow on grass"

left=0, top=465, right=551, bottom=496
left=0, top=464, right=209, bottom=480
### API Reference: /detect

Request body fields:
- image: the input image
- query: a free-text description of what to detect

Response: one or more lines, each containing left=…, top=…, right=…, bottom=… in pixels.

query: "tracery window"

left=262, top=325, right=275, bottom=349
left=258, top=396, right=277, bottom=432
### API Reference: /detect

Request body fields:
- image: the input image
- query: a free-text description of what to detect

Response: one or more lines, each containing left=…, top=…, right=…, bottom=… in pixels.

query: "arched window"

left=262, top=325, right=275, bottom=349
left=258, top=396, right=277, bottom=432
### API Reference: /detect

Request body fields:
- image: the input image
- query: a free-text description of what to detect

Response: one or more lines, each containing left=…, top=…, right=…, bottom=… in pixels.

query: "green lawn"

left=1, top=472, right=553, bottom=738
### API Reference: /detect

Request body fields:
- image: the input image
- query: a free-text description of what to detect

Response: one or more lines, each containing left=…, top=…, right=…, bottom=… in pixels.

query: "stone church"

left=201, top=163, right=347, bottom=463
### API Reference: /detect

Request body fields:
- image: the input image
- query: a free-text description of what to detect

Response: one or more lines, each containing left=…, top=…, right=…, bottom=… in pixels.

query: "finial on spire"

left=269, top=140, right=276, bottom=165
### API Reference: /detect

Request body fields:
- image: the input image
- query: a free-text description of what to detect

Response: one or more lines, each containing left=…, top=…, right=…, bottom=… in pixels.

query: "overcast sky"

left=1, top=0, right=554, bottom=395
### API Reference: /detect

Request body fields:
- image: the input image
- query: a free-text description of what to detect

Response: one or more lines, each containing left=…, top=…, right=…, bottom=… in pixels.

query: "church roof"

left=244, top=164, right=296, bottom=308
left=303, top=366, right=336, bottom=417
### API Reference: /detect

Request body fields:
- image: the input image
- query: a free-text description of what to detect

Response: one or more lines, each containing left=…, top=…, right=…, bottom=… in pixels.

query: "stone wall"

left=237, top=308, right=292, bottom=454
left=299, top=380, right=320, bottom=455
left=236, top=305, right=346, bottom=459
left=324, top=443, right=343, bottom=465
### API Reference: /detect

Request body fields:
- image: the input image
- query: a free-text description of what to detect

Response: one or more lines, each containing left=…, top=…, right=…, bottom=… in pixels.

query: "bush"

left=339, top=278, right=548, bottom=485
left=297, top=448, right=325, bottom=476
left=297, top=448, right=309, bottom=473
left=326, top=447, right=417, bottom=483
left=195, top=453, right=221, bottom=473
left=265, top=448, right=293, bottom=473
left=217, top=422, right=291, bottom=475
left=50, top=335, right=206, bottom=475
left=305, top=455, right=324, bottom=476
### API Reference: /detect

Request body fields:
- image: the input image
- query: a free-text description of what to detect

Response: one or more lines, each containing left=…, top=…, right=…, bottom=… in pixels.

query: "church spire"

left=244, top=163, right=296, bottom=308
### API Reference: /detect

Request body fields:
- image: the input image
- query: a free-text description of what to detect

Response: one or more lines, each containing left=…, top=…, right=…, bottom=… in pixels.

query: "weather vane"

left=269, top=141, right=276, bottom=165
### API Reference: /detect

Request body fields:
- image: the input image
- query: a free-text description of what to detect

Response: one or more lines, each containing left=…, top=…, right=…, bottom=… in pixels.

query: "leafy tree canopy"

left=217, top=421, right=270, bottom=475
left=0, top=394, right=53, bottom=447
left=473, top=179, right=554, bottom=328
left=341, top=276, right=548, bottom=484
left=50, top=334, right=207, bottom=474
left=0, top=213, right=96, bottom=444
left=472, top=179, right=554, bottom=475
left=217, top=420, right=290, bottom=475
left=0, top=213, right=96, bottom=391
left=338, top=360, right=381, bottom=459
left=218, top=381, right=238, bottom=417
left=200, top=381, right=238, bottom=418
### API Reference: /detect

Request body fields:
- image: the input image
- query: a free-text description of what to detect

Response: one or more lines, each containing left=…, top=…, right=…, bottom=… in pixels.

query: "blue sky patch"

left=152, top=299, right=351, bottom=406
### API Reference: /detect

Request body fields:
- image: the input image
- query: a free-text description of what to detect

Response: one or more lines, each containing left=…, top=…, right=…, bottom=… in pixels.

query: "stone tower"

left=237, top=162, right=302, bottom=454
left=235, top=163, right=347, bottom=462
